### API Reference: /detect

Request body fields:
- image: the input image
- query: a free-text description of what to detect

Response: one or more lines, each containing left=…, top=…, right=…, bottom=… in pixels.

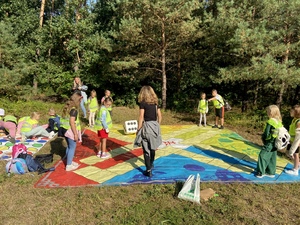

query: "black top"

left=139, top=102, right=158, bottom=121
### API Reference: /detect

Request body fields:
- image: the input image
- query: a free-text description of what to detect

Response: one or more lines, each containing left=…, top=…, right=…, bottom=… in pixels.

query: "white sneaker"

left=72, top=161, right=79, bottom=167
left=49, top=131, right=56, bottom=139
left=284, top=169, right=299, bottom=176
left=66, top=163, right=79, bottom=171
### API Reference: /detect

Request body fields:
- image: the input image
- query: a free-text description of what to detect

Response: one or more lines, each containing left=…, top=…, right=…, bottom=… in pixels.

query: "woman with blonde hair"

left=72, top=76, right=88, bottom=118
left=255, top=105, right=283, bottom=178
left=136, top=86, right=162, bottom=177
left=60, top=92, right=82, bottom=171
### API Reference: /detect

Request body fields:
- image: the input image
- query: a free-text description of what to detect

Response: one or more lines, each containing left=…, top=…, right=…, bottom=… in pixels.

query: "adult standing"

left=72, top=76, right=88, bottom=118
left=60, top=92, right=82, bottom=171
left=208, top=89, right=225, bottom=129
left=136, top=86, right=162, bottom=177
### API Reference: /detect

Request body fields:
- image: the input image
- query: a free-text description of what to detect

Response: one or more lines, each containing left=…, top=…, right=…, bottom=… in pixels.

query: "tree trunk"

left=39, top=0, right=46, bottom=28
left=277, top=37, right=290, bottom=107
left=161, top=17, right=167, bottom=110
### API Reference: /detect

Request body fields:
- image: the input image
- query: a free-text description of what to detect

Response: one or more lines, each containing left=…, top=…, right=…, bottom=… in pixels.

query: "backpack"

left=18, top=153, right=55, bottom=174
left=217, top=98, right=232, bottom=111
left=223, top=99, right=232, bottom=111
left=6, top=143, right=29, bottom=175
left=275, top=126, right=290, bottom=150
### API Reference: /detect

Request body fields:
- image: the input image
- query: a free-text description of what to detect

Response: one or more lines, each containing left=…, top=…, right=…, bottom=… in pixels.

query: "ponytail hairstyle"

left=62, top=92, right=82, bottom=118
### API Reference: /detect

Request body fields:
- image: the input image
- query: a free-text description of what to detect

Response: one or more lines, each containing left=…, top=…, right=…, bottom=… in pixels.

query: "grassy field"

left=0, top=101, right=299, bottom=225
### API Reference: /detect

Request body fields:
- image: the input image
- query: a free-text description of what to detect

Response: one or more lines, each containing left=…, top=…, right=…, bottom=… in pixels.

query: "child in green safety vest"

left=255, top=105, right=283, bottom=178
left=285, top=105, right=300, bottom=176
left=95, top=97, right=113, bottom=159
left=87, top=89, right=99, bottom=128
left=101, top=90, right=113, bottom=117
left=46, top=108, right=60, bottom=134
left=208, top=89, right=225, bottom=129
left=0, top=108, right=17, bottom=143
left=197, top=93, right=208, bottom=127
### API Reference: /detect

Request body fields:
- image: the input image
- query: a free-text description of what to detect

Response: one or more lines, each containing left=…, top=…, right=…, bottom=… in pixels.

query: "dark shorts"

left=98, top=129, right=108, bottom=138
left=215, top=107, right=224, bottom=118
left=287, top=144, right=300, bottom=153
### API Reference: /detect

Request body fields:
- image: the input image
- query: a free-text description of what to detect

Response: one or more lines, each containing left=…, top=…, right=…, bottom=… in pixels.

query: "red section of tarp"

left=35, top=129, right=133, bottom=188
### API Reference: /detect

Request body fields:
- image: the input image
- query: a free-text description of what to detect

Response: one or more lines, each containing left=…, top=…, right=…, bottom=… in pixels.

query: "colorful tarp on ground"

left=35, top=124, right=299, bottom=188
left=0, top=135, right=50, bottom=160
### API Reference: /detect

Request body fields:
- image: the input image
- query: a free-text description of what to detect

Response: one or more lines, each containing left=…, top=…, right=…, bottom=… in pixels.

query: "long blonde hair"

left=138, top=86, right=158, bottom=105
left=62, top=92, right=82, bottom=117
left=266, top=105, right=282, bottom=122
left=73, top=76, right=82, bottom=88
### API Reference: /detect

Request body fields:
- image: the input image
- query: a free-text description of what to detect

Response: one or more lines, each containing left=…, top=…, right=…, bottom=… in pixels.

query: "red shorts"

left=98, top=129, right=108, bottom=138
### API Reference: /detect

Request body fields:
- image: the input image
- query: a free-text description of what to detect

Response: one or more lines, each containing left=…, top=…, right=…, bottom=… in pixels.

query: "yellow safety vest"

left=265, top=118, right=283, bottom=140
left=88, top=97, right=99, bottom=112
left=21, top=118, right=38, bottom=133
left=60, top=108, right=80, bottom=130
left=198, top=100, right=208, bottom=113
left=289, top=118, right=300, bottom=142
left=4, top=115, right=17, bottom=124
left=95, top=106, right=112, bottom=130
left=212, top=95, right=224, bottom=109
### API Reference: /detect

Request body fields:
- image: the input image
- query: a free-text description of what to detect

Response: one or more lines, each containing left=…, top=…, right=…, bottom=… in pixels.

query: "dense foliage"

left=0, top=0, right=299, bottom=111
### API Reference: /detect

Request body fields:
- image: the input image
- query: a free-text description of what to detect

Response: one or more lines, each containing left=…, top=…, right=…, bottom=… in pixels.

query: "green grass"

left=0, top=99, right=299, bottom=225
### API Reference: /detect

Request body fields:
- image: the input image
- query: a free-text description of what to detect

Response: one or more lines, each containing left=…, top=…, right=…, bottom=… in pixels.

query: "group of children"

left=197, top=89, right=225, bottom=129
left=255, top=104, right=300, bottom=178
left=0, top=109, right=58, bottom=144
left=197, top=90, right=300, bottom=178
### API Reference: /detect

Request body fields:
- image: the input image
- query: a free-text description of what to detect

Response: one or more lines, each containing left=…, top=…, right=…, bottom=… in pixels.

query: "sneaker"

left=284, top=169, right=299, bottom=176
left=7, top=135, right=16, bottom=144
left=66, top=163, right=79, bottom=171
left=265, top=174, right=275, bottom=178
left=219, top=126, right=224, bottom=129
left=255, top=172, right=265, bottom=178
left=72, top=161, right=79, bottom=167
left=212, top=125, right=219, bottom=128
left=49, top=131, right=56, bottom=139
left=96, top=152, right=101, bottom=158
left=100, top=152, right=110, bottom=159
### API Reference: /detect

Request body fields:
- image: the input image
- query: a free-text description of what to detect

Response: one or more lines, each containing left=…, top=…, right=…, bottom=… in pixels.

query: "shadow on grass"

left=174, top=181, right=184, bottom=197
left=50, top=137, right=66, bottom=159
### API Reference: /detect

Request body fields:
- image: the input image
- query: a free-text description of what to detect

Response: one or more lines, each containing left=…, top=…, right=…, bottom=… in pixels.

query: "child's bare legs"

left=293, top=153, right=299, bottom=170
left=203, top=113, right=207, bottom=126
left=91, top=111, right=95, bottom=126
left=215, top=116, right=219, bottom=126
left=199, top=113, right=202, bottom=126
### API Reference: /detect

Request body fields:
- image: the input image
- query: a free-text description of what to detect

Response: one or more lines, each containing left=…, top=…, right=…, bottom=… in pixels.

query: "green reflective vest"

left=4, top=115, right=17, bottom=124
left=212, top=95, right=224, bottom=109
left=60, top=108, right=80, bottom=130
left=265, top=118, right=283, bottom=140
left=289, top=118, right=300, bottom=142
left=87, top=97, right=99, bottom=112
left=198, top=100, right=208, bottom=113
left=21, top=118, right=38, bottom=133
left=95, top=106, right=112, bottom=130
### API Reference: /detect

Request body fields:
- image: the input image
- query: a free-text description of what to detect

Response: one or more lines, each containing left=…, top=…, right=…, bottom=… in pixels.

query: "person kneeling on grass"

left=255, top=105, right=283, bottom=178
left=95, top=97, right=113, bottom=159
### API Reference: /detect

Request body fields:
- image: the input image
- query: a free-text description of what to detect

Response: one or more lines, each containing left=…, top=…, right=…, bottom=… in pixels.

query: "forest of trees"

left=0, top=0, right=300, bottom=111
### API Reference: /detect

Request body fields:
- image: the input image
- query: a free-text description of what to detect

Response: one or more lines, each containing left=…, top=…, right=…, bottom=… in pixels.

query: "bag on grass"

left=34, top=153, right=53, bottom=164
left=6, top=158, right=28, bottom=174
left=178, top=173, right=200, bottom=204
left=18, top=154, right=55, bottom=174
left=275, top=126, right=290, bottom=150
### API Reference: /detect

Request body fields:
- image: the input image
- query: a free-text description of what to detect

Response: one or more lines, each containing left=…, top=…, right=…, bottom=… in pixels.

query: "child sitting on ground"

left=46, top=108, right=60, bottom=133
left=20, top=112, right=55, bottom=142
